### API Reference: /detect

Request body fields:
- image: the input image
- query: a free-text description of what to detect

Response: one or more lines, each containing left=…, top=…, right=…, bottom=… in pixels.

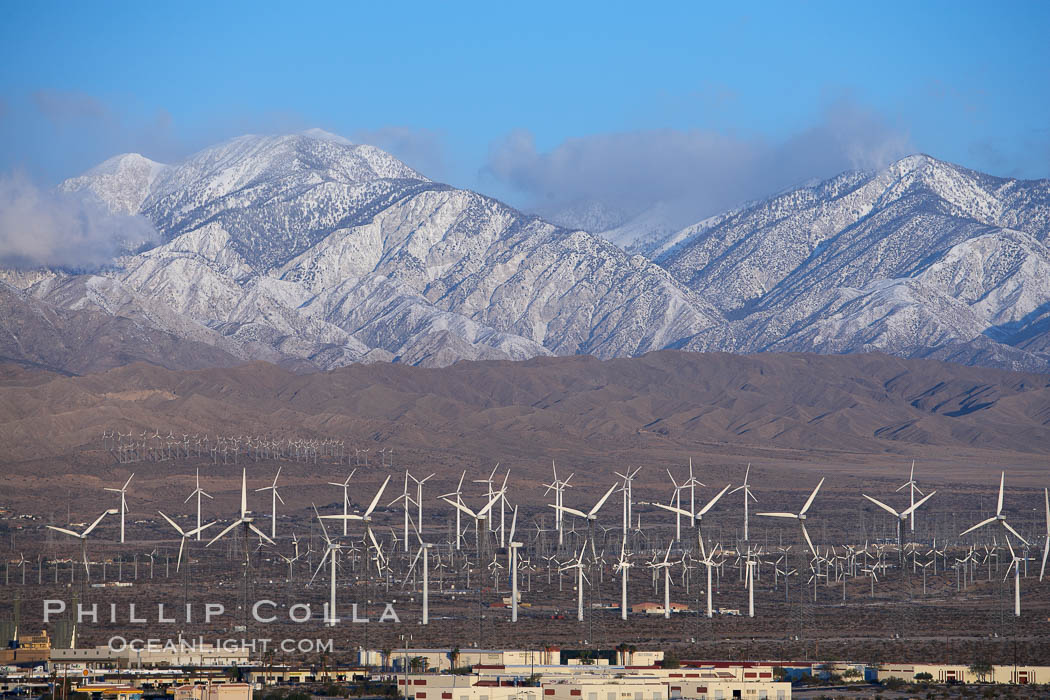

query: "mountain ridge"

left=4, top=135, right=1049, bottom=374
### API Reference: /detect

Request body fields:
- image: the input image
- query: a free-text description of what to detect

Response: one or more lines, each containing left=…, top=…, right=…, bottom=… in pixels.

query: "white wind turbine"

left=322, top=475, right=392, bottom=563
left=896, top=461, right=924, bottom=532
left=543, top=461, right=574, bottom=548
left=559, top=549, right=589, bottom=622
left=327, top=469, right=356, bottom=536
left=440, top=488, right=503, bottom=553
left=862, top=490, right=936, bottom=551
left=613, top=467, right=641, bottom=540
left=185, top=468, right=213, bottom=541
left=757, top=477, right=825, bottom=559
left=698, top=540, right=722, bottom=618
left=157, top=511, right=214, bottom=573
left=1040, top=488, right=1049, bottom=582
left=104, top=474, right=134, bottom=543
left=649, top=483, right=732, bottom=551
left=614, top=539, right=632, bottom=620
left=683, top=458, right=705, bottom=522
left=254, top=467, right=285, bottom=540
left=509, top=541, right=522, bottom=623
left=310, top=505, right=342, bottom=626
left=438, top=471, right=467, bottom=550
left=46, top=509, right=117, bottom=580
left=666, top=470, right=685, bottom=542
left=388, top=471, right=416, bottom=552
left=960, top=472, right=1029, bottom=545
left=206, top=468, right=274, bottom=557
left=729, top=464, right=758, bottom=541
left=649, top=541, right=678, bottom=619
left=550, top=483, right=618, bottom=557
left=1004, top=538, right=1022, bottom=617
left=411, top=472, right=435, bottom=535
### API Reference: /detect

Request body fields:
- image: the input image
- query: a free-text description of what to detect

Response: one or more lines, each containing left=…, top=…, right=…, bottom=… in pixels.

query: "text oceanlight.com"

left=107, top=637, right=336, bottom=654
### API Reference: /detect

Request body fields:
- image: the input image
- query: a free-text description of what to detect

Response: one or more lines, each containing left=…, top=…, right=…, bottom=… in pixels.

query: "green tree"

left=915, top=672, right=933, bottom=682
left=662, top=652, right=681, bottom=670
left=968, top=662, right=993, bottom=683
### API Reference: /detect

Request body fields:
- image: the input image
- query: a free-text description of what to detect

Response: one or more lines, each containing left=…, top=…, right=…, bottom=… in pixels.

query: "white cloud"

left=0, top=172, right=159, bottom=270
left=485, top=99, right=911, bottom=230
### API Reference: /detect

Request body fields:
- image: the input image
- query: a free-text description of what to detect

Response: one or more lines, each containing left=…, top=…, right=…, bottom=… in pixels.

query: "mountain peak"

left=299, top=128, right=354, bottom=145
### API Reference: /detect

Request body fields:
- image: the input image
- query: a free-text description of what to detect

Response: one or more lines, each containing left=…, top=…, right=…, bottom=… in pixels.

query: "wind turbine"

left=699, top=541, right=722, bottom=618
left=649, top=541, right=677, bottom=619
left=438, top=471, right=467, bottom=550
left=46, top=509, right=117, bottom=580
left=322, top=475, right=392, bottom=563
left=327, top=469, right=356, bottom=537
left=157, top=511, right=213, bottom=573
left=559, top=549, right=589, bottom=622
left=614, top=539, right=632, bottom=620
left=254, top=467, right=285, bottom=540
left=729, top=464, right=758, bottom=541
left=1039, top=488, right=1049, bottom=582
left=649, top=483, right=731, bottom=551
left=543, top=462, right=574, bottom=548
left=104, top=474, right=134, bottom=543
left=1004, top=539, right=1022, bottom=617
left=185, top=468, right=213, bottom=541
left=206, top=468, right=274, bottom=557
left=896, top=461, right=924, bottom=532
left=440, top=488, right=502, bottom=555
left=310, top=505, right=341, bottom=626
left=550, top=483, right=618, bottom=558
left=411, top=472, right=435, bottom=535
left=757, top=477, right=825, bottom=560
left=960, top=472, right=1029, bottom=545
left=862, top=490, right=936, bottom=551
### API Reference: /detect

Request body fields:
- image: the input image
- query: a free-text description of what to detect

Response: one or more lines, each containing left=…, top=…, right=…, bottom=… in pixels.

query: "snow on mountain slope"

left=58, top=153, right=168, bottom=215
left=21, top=138, right=1050, bottom=373
left=37, top=131, right=721, bottom=370
left=663, top=155, right=1050, bottom=370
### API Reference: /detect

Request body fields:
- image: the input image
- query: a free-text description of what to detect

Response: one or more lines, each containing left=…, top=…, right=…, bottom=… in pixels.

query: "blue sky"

left=1, top=1, right=1047, bottom=221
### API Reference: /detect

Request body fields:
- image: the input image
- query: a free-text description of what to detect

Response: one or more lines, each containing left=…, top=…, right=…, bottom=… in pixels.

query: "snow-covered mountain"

left=5, top=138, right=1048, bottom=374
left=20, top=130, right=722, bottom=369
left=658, top=154, right=1050, bottom=370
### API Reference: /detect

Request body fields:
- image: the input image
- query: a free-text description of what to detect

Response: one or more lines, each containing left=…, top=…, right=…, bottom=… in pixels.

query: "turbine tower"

left=896, top=461, right=924, bottom=532
left=729, top=464, right=757, bottom=541
left=254, top=467, right=285, bottom=540
left=185, top=468, right=213, bottom=541
left=104, top=474, right=134, bottom=543
left=327, top=469, right=356, bottom=537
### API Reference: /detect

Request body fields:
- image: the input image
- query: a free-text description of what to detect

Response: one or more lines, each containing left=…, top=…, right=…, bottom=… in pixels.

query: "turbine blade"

left=862, top=494, right=900, bottom=519
left=756, top=512, right=798, bottom=519
left=960, top=516, right=998, bottom=537
left=82, top=510, right=112, bottom=537
left=158, top=511, right=186, bottom=537
left=800, top=477, right=825, bottom=516
left=698, top=483, right=732, bottom=516
left=365, top=475, right=392, bottom=517
left=900, top=490, right=936, bottom=517
left=207, top=519, right=243, bottom=547
left=996, top=471, right=1005, bottom=515
left=248, top=523, right=274, bottom=544
left=800, top=522, right=816, bottom=559
left=588, top=484, right=618, bottom=517
left=1001, top=520, right=1029, bottom=547
left=46, top=526, right=81, bottom=539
